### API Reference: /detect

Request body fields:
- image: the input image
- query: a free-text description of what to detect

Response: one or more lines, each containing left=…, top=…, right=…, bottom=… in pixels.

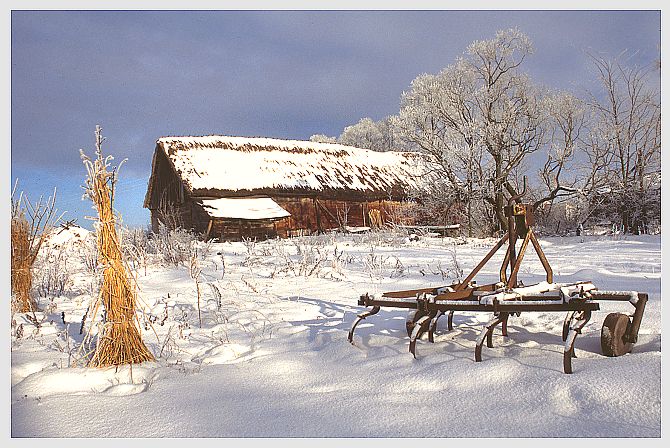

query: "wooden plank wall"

left=209, top=219, right=278, bottom=241
left=273, top=196, right=416, bottom=236
left=149, top=187, right=418, bottom=240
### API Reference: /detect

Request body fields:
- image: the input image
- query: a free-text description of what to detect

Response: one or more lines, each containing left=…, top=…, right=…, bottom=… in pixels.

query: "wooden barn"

left=143, top=135, right=441, bottom=241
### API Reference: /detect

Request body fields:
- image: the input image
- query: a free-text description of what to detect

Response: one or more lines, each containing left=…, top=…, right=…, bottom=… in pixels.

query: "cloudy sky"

left=10, top=10, right=660, bottom=228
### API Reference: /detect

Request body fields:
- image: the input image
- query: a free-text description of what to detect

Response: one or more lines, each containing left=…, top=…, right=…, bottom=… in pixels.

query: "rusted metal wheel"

left=601, top=313, right=633, bottom=357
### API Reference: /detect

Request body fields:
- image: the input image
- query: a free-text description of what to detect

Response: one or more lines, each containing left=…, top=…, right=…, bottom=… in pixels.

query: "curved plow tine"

left=428, top=310, right=444, bottom=343
left=447, top=310, right=455, bottom=331
left=409, top=315, right=432, bottom=358
left=562, top=311, right=576, bottom=342
left=348, top=306, right=381, bottom=343
left=563, top=310, right=592, bottom=374
left=406, top=309, right=427, bottom=337
left=475, top=313, right=508, bottom=363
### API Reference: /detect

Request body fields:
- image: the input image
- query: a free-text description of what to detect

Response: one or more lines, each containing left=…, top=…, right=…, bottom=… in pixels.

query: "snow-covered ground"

left=10, top=229, right=661, bottom=437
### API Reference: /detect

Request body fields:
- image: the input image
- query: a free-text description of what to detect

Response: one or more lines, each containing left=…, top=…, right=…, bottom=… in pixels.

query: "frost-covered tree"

left=582, top=55, right=661, bottom=234
left=520, top=92, right=588, bottom=233
left=393, top=28, right=548, bottom=232
left=532, top=92, right=585, bottom=208
left=309, top=134, right=338, bottom=144
left=339, top=116, right=395, bottom=152
left=390, top=64, right=487, bottom=235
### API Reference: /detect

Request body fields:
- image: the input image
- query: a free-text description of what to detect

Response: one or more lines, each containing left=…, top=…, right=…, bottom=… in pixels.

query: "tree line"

left=311, top=29, right=660, bottom=236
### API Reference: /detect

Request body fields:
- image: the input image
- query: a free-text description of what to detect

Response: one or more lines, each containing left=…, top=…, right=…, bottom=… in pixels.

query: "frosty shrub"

left=241, top=237, right=263, bottom=267
left=149, top=224, right=198, bottom=266
left=291, top=238, right=327, bottom=277
left=120, top=226, right=151, bottom=274
left=363, top=247, right=388, bottom=283
left=34, top=246, right=72, bottom=299
left=417, top=245, right=463, bottom=282
left=80, top=234, right=99, bottom=275
left=388, top=256, right=406, bottom=278
left=78, top=234, right=102, bottom=299
left=329, top=245, right=353, bottom=279
left=351, top=227, right=408, bottom=248
left=267, top=237, right=329, bottom=278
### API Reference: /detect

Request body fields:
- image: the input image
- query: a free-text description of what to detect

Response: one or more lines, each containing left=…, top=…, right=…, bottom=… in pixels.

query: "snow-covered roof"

left=152, top=135, right=440, bottom=200
left=198, top=197, right=291, bottom=220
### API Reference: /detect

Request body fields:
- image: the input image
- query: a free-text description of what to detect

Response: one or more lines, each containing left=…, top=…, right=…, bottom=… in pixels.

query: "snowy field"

left=10, top=229, right=661, bottom=438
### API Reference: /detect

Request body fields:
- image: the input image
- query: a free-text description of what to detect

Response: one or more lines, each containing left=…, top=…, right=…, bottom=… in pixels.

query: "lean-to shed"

left=143, top=135, right=440, bottom=240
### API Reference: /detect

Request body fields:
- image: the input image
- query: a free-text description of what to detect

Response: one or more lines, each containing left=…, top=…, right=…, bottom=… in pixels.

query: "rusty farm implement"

left=348, top=188, right=648, bottom=374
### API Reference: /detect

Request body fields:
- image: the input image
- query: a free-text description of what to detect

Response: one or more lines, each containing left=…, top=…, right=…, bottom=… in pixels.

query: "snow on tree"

left=528, top=91, right=587, bottom=232
left=309, top=134, right=337, bottom=144
left=327, top=29, right=660, bottom=236
left=392, top=28, right=548, bottom=233
left=581, top=54, right=661, bottom=234
left=338, top=117, right=396, bottom=152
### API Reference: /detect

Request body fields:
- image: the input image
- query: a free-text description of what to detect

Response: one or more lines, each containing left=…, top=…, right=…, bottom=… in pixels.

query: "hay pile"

left=10, top=185, right=59, bottom=313
left=82, top=126, right=154, bottom=367
left=11, top=212, right=36, bottom=312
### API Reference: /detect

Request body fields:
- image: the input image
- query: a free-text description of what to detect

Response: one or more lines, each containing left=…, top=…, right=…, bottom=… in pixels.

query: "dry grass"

left=11, top=214, right=36, bottom=312
left=82, top=125, right=154, bottom=367
left=11, top=183, right=60, bottom=313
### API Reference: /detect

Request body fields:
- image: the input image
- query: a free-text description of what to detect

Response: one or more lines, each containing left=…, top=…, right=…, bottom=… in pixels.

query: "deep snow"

left=9, top=229, right=661, bottom=438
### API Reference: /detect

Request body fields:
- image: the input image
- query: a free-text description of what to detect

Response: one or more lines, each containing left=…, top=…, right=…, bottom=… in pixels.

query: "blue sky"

left=10, top=10, right=660, bottom=229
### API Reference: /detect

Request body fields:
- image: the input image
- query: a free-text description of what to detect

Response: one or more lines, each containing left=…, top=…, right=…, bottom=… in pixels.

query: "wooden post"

left=313, top=197, right=322, bottom=233
left=204, top=219, right=213, bottom=241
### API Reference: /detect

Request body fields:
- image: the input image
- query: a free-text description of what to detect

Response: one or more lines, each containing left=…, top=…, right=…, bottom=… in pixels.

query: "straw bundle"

left=82, top=125, right=154, bottom=367
left=11, top=213, right=36, bottom=312
left=10, top=183, right=59, bottom=313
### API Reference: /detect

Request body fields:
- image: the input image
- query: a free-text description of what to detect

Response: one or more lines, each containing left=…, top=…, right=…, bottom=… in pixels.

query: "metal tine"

left=348, top=305, right=381, bottom=343
left=475, top=313, right=509, bottom=362
left=409, top=315, right=432, bottom=358
left=562, top=311, right=576, bottom=341
left=447, top=310, right=455, bottom=331
left=563, top=310, right=592, bottom=374
left=428, top=310, right=444, bottom=343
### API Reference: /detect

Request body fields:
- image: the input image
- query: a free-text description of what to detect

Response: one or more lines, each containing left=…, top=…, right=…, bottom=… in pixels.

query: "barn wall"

left=150, top=195, right=211, bottom=234
left=210, top=219, right=278, bottom=241
left=272, top=196, right=417, bottom=236
left=150, top=190, right=418, bottom=239
left=147, top=148, right=214, bottom=234
left=146, top=149, right=183, bottom=211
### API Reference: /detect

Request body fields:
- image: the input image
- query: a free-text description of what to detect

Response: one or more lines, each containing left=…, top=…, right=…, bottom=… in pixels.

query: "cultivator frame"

left=348, top=185, right=648, bottom=374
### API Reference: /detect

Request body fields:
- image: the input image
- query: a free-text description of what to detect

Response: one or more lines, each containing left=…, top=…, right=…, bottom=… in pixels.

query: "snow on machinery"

left=348, top=182, right=648, bottom=374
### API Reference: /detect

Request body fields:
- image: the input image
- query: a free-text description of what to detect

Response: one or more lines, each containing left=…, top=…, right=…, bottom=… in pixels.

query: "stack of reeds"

left=82, top=125, right=154, bottom=367
left=10, top=184, right=59, bottom=313
left=11, top=211, right=36, bottom=313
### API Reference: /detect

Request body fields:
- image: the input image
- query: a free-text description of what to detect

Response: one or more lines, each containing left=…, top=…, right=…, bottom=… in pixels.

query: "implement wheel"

left=601, top=313, right=633, bottom=357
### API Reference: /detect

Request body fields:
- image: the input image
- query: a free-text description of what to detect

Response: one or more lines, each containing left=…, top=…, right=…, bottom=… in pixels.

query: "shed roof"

left=198, top=197, right=291, bottom=220
left=149, top=135, right=441, bottom=201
